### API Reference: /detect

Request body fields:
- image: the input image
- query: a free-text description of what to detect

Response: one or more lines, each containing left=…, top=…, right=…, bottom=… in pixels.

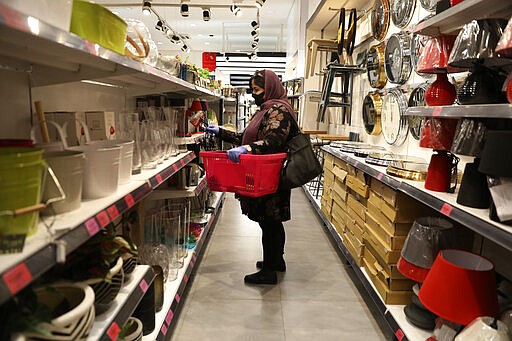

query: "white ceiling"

left=97, top=0, right=296, bottom=54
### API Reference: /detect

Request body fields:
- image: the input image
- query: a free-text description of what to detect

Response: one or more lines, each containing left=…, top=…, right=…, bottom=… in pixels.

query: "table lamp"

left=420, top=117, right=460, bottom=192
left=416, top=35, right=462, bottom=106
left=419, top=249, right=499, bottom=326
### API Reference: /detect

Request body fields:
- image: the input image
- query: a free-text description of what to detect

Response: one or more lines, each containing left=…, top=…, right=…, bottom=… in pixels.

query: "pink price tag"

left=107, top=322, right=120, bottom=341
left=165, top=310, right=174, bottom=325
left=172, top=164, right=179, bottom=171
left=377, top=173, right=383, bottom=180
left=432, top=106, right=443, bottom=116
left=180, top=159, right=185, bottom=166
left=156, top=174, right=163, bottom=184
left=441, top=203, right=453, bottom=216
left=96, top=211, right=110, bottom=228
left=124, top=194, right=135, bottom=208
left=184, top=274, right=189, bottom=282
left=107, top=205, right=119, bottom=220
left=139, top=279, right=148, bottom=293
left=193, top=254, right=197, bottom=262
left=3, top=262, right=32, bottom=295
left=354, top=160, right=359, bottom=167
left=395, top=329, right=405, bottom=341
left=161, top=324, right=168, bottom=336
left=175, top=293, right=181, bottom=303
left=84, top=218, right=100, bottom=236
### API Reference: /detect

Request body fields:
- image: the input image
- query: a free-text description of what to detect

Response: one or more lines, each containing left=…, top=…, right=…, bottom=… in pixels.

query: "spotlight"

left=251, top=42, right=258, bottom=48
left=225, top=56, right=230, bottom=62
left=180, top=3, right=189, bottom=17
left=251, top=30, right=259, bottom=36
left=251, top=20, right=259, bottom=29
left=171, top=34, right=181, bottom=43
left=255, top=0, right=266, bottom=8
left=253, top=37, right=259, bottom=43
left=142, top=1, right=151, bottom=15
left=202, top=8, right=211, bottom=21
left=181, top=44, right=190, bottom=52
left=155, top=20, right=164, bottom=31
left=230, top=4, right=241, bottom=16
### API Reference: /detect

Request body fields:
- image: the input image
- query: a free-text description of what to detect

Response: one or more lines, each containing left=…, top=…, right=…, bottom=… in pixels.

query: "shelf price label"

left=3, top=262, right=32, bottom=295
left=96, top=211, right=110, bottom=228
left=107, top=322, right=120, bottom=341
left=124, top=194, right=135, bottom=208
left=183, top=274, right=189, bottom=283
left=175, top=293, right=181, bottom=303
left=156, top=174, right=163, bottom=184
left=432, top=106, right=443, bottom=116
left=84, top=217, right=100, bottom=236
left=165, top=310, right=174, bottom=325
left=395, top=328, right=405, bottom=341
left=161, top=324, right=168, bottom=336
left=107, top=205, right=119, bottom=220
left=139, top=279, right=149, bottom=293
left=172, top=163, right=179, bottom=171
left=377, top=173, right=383, bottom=180
left=441, top=203, right=453, bottom=217
left=354, top=160, right=359, bottom=167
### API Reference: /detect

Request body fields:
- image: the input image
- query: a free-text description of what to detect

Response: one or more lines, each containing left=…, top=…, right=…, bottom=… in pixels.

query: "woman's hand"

left=227, top=146, right=248, bottom=163
left=205, top=125, right=219, bottom=135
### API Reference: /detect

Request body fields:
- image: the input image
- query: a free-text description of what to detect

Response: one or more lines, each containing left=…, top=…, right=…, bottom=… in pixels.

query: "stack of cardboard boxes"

left=320, top=152, right=437, bottom=305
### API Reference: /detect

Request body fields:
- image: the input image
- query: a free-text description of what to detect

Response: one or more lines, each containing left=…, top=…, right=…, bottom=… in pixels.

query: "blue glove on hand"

left=205, top=125, right=219, bottom=135
left=227, top=146, right=248, bottom=163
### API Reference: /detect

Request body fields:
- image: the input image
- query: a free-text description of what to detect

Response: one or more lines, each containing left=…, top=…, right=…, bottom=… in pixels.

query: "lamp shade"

left=190, top=99, right=203, bottom=112
left=419, top=249, right=499, bottom=326
left=448, top=19, right=508, bottom=69
left=416, top=35, right=463, bottom=74
left=506, top=77, right=512, bottom=104
left=496, top=16, right=512, bottom=58
left=399, top=217, right=454, bottom=273
left=420, top=117, right=459, bottom=150
left=478, top=130, right=512, bottom=177
left=450, top=118, right=487, bottom=157
left=457, top=64, right=506, bottom=105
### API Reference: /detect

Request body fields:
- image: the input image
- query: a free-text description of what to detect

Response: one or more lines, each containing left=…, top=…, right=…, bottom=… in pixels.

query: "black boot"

left=256, top=260, right=286, bottom=272
left=244, top=269, right=277, bottom=285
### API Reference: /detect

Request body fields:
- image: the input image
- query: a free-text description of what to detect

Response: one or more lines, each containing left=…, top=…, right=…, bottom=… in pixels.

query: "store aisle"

left=171, top=190, right=387, bottom=340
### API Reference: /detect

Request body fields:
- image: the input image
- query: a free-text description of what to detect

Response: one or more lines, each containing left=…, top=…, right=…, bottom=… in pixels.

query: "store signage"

left=202, top=52, right=216, bottom=71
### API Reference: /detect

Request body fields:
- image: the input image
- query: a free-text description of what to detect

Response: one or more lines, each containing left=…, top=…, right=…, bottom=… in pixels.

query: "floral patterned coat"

left=219, top=103, right=299, bottom=222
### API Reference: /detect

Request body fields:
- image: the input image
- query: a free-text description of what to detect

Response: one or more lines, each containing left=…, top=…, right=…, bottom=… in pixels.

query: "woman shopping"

left=206, top=69, right=299, bottom=285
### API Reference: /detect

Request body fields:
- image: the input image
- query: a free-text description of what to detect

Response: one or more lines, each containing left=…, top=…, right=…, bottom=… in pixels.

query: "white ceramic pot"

left=87, top=139, right=134, bottom=185
left=67, top=144, right=121, bottom=199
left=120, top=317, right=143, bottom=341
left=22, top=282, right=95, bottom=341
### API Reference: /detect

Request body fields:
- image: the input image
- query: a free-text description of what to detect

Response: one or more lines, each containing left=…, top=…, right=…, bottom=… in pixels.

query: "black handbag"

left=280, top=131, right=322, bottom=189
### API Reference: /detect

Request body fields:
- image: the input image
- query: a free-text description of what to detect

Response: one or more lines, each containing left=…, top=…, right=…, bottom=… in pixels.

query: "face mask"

left=252, top=92, right=265, bottom=106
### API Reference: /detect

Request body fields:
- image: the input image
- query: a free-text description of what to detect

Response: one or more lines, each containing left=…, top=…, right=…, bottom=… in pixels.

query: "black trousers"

left=259, top=220, right=285, bottom=270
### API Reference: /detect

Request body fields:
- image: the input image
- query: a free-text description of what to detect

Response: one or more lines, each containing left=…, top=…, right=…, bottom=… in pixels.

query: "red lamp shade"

left=190, top=99, right=203, bottom=112
left=420, top=117, right=459, bottom=150
left=496, top=16, right=512, bottom=58
left=398, top=256, right=430, bottom=282
left=507, top=77, right=512, bottom=104
left=416, top=35, right=463, bottom=74
left=418, top=249, right=499, bottom=326
left=450, top=0, right=464, bottom=5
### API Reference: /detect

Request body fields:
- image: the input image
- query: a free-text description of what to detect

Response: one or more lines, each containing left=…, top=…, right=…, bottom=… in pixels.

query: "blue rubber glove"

left=205, top=125, right=219, bottom=135
left=227, top=146, right=248, bottom=163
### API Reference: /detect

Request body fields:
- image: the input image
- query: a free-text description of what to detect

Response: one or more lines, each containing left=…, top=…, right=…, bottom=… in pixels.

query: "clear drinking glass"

left=116, top=112, right=142, bottom=174
left=140, top=120, right=158, bottom=169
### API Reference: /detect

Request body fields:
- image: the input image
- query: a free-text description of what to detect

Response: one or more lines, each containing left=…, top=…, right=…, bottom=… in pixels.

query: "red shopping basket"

left=200, top=151, right=287, bottom=197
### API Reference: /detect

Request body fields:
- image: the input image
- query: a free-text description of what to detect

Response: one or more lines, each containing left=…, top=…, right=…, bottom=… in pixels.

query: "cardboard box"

left=331, top=210, right=345, bottom=235
left=85, top=111, right=116, bottom=141
left=366, top=201, right=411, bottom=236
left=368, top=190, right=382, bottom=210
left=364, top=247, right=405, bottom=279
left=324, top=152, right=334, bottom=170
left=332, top=181, right=348, bottom=203
left=364, top=228, right=401, bottom=264
left=346, top=214, right=365, bottom=243
left=368, top=267, right=413, bottom=305
left=379, top=192, right=433, bottom=223
left=44, top=111, right=87, bottom=146
left=347, top=194, right=367, bottom=221
left=334, top=157, right=348, bottom=171
left=346, top=174, right=369, bottom=198
left=365, top=214, right=407, bottom=250
left=324, top=168, right=335, bottom=186
left=374, top=261, right=415, bottom=291
left=332, top=203, right=347, bottom=227
left=331, top=165, right=348, bottom=183
left=371, top=177, right=400, bottom=207
left=343, top=231, right=364, bottom=266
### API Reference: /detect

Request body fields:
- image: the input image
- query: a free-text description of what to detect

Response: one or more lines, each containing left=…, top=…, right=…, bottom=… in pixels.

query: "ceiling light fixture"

left=142, top=1, right=152, bottom=15
left=202, top=8, right=211, bottom=21
left=251, top=42, right=258, bottom=48
left=180, top=3, right=189, bottom=17
left=230, top=4, right=241, bottom=16
left=255, top=0, right=266, bottom=8
left=251, top=20, right=259, bottom=29
left=155, top=20, right=164, bottom=31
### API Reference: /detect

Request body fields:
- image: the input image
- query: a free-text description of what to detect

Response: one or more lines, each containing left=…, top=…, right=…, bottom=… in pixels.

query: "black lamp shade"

left=450, top=118, right=487, bottom=156
left=456, top=159, right=490, bottom=209
left=478, top=130, right=512, bottom=177
left=457, top=64, right=507, bottom=105
left=448, top=19, right=509, bottom=69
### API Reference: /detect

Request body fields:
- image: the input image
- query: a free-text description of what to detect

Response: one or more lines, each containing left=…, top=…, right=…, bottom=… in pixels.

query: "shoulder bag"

left=280, top=124, right=322, bottom=189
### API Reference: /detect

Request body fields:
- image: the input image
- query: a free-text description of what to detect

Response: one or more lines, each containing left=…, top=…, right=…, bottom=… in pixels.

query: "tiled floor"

left=170, top=189, right=389, bottom=340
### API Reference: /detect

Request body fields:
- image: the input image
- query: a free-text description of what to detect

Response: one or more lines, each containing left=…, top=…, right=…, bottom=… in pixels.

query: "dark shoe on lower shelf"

left=244, top=269, right=278, bottom=285
left=255, top=261, right=286, bottom=272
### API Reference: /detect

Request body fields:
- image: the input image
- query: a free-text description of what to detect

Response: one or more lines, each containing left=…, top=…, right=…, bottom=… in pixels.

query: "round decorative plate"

left=367, top=153, right=425, bottom=166
left=362, top=92, right=383, bottom=135
left=386, top=160, right=429, bottom=181
left=371, top=0, right=390, bottom=41
left=381, top=88, right=409, bottom=146
left=385, top=32, right=412, bottom=84
left=367, top=43, right=387, bottom=89
left=391, top=0, right=416, bottom=29
left=407, top=83, right=429, bottom=140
